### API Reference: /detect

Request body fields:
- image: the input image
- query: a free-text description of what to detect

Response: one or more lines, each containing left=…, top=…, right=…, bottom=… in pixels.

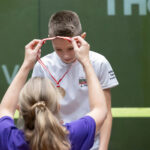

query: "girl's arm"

left=0, top=40, right=42, bottom=118
left=72, top=37, right=108, bottom=133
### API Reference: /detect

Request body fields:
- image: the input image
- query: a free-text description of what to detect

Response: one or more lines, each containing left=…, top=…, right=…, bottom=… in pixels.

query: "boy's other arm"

left=97, top=54, right=118, bottom=150
left=99, top=88, right=112, bottom=150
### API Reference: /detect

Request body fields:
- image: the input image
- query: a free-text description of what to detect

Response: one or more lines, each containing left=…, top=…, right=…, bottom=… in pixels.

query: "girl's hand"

left=23, top=39, right=42, bottom=70
left=72, top=36, right=90, bottom=65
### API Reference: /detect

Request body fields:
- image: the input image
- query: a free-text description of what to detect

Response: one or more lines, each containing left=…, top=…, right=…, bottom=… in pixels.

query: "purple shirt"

left=0, top=116, right=29, bottom=150
left=0, top=116, right=96, bottom=150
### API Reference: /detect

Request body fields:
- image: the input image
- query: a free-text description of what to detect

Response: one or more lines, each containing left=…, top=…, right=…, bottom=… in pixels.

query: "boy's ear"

left=81, top=32, right=86, bottom=39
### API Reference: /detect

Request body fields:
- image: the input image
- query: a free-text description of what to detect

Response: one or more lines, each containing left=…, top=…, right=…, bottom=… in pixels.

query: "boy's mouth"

left=64, top=59, right=73, bottom=63
left=63, top=58, right=76, bottom=63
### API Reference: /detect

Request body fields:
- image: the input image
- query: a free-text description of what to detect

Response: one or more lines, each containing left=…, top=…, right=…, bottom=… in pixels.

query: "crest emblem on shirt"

left=79, top=77, right=87, bottom=87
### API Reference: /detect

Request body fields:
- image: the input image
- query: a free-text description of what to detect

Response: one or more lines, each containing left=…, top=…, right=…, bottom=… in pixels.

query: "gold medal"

left=57, top=86, right=66, bottom=98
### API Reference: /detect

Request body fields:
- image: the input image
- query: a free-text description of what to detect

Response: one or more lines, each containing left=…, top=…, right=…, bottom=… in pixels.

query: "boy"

left=32, top=10, right=119, bottom=150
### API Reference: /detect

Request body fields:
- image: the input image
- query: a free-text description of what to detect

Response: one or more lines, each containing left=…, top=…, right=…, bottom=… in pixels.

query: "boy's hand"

left=23, top=39, right=42, bottom=70
left=72, top=36, right=90, bottom=65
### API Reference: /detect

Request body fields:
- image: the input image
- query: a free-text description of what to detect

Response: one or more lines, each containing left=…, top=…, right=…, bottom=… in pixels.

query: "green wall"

left=0, top=0, right=38, bottom=96
left=0, top=0, right=150, bottom=149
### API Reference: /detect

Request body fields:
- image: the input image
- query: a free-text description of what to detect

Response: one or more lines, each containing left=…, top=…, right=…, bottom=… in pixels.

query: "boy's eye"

left=56, top=49, right=62, bottom=52
left=68, top=47, right=73, bottom=51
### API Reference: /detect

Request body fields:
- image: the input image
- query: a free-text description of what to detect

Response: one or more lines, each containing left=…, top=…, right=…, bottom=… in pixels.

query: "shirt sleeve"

left=32, top=62, right=45, bottom=78
left=98, top=57, right=119, bottom=89
left=0, top=116, right=29, bottom=150
left=65, top=116, right=96, bottom=150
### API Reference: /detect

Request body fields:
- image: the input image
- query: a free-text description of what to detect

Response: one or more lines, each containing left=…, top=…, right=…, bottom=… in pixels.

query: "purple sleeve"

left=65, top=116, right=96, bottom=150
left=0, top=116, right=29, bottom=150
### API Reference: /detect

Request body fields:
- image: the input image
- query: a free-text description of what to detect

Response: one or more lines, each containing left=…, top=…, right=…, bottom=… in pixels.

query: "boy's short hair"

left=48, top=10, right=82, bottom=37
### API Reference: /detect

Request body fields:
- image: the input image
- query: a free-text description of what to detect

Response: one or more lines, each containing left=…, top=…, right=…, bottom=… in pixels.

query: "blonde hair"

left=19, top=77, right=70, bottom=150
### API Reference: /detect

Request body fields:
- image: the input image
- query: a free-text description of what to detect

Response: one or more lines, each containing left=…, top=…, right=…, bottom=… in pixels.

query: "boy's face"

left=52, top=38, right=76, bottom=64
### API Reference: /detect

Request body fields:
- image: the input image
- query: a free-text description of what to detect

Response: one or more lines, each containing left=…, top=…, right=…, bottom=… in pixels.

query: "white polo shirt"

left=32, top=51, right=119, bottom=150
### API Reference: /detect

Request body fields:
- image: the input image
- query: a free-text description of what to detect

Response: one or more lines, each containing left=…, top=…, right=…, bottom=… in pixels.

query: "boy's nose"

left=63, top=54, right=70, bottom=59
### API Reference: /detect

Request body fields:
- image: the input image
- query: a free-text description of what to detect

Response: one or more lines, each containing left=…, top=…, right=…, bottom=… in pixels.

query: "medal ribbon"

left=37, top=36, right=72, bottom=87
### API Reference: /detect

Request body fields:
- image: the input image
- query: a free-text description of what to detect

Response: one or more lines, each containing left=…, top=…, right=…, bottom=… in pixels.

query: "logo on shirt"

left=108, top=70, right=116, bottom=80
left=79, top=77, right=87, bottom=87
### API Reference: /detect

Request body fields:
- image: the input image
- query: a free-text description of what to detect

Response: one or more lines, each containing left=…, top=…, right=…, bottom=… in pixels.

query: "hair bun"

left=31, top=101, right=46, bottom=110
